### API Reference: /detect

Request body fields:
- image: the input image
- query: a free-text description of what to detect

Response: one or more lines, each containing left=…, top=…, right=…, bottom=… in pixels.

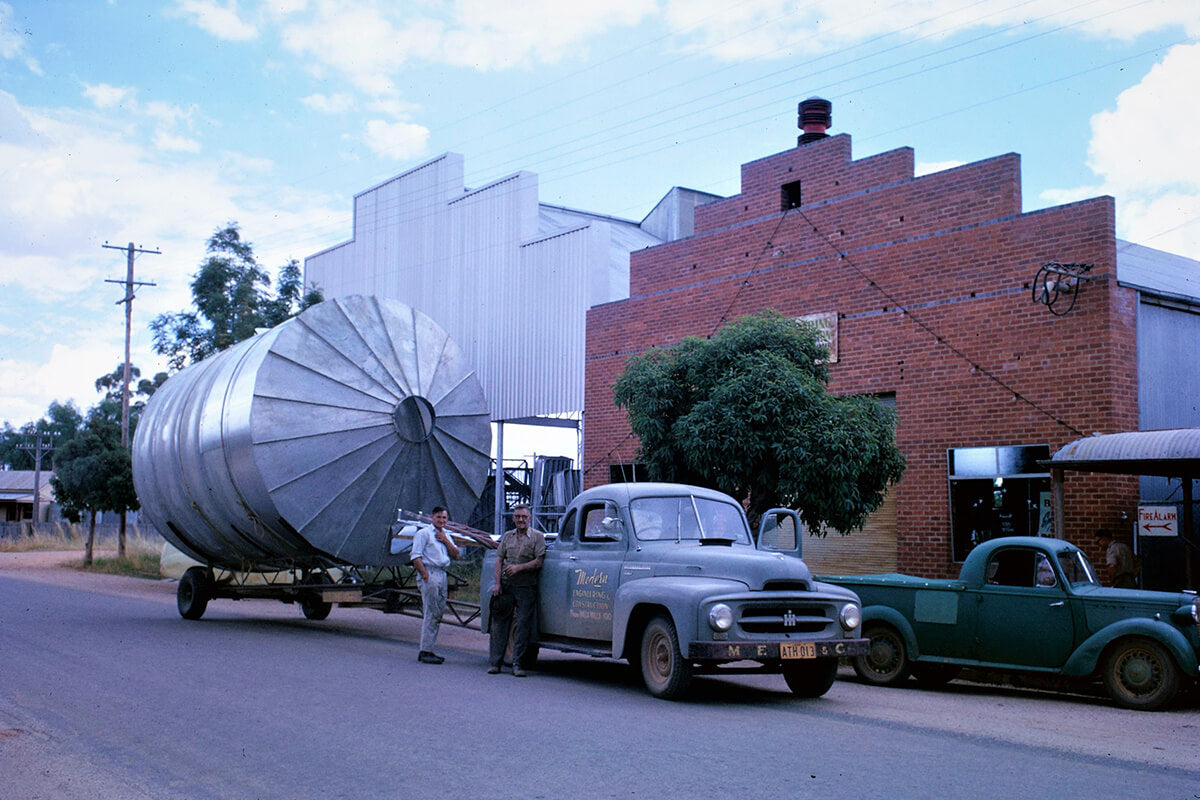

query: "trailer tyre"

left=177, top=567, right=211, bottom=620
left=782, top=658, right=839, bottom=698
left=853, top=623, right=911, bottom=686
left=640, top=615, right=692, bottom=699
left=1103, top=637, right=1180, bottom=711
left=300, top=574, right=333, bottom=621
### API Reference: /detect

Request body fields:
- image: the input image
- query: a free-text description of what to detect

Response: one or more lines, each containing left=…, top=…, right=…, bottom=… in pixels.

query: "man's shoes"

left=487, top=665, right=501, bottom=674
left=512, top=667, right=526, bottom=677
left=418, top=651, right=445, bottom=664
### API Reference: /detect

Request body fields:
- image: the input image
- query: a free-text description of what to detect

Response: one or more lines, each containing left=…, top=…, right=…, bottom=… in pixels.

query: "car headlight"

left=839, top=604, right=862, bottom=631
left=708, top=603, right=734, bottom=632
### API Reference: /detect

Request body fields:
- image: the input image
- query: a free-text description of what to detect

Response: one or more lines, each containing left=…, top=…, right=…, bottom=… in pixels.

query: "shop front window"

left=948, top=445, right=1051, bottom=562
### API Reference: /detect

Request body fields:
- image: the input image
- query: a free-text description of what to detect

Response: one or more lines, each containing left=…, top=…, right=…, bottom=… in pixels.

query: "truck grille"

left=739, top=604, right=834, bottom=634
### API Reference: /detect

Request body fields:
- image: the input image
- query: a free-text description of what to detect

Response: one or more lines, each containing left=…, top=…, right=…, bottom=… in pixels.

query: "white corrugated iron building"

left=304, top=152, right=715, bottom=424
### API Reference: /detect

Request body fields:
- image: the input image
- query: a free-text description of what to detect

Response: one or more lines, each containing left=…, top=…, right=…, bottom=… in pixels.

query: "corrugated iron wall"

left=305, top=155, right=597, bottom=421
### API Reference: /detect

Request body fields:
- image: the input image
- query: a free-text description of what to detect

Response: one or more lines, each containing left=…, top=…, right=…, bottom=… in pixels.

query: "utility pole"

left=16, top=433, right=54, bottom=530
left=103, top=241, right=159, bottom=556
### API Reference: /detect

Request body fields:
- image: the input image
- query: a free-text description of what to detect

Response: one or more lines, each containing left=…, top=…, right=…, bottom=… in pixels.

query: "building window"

left=610, top=463, right=646, bottom=483
left=947, top=445, right=1051, bottom=562
left=781, top=180, right=802, bottom=210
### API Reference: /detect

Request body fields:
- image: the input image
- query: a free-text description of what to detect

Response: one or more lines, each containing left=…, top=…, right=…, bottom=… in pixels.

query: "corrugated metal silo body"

left=133, top=296, right=491, bottom=570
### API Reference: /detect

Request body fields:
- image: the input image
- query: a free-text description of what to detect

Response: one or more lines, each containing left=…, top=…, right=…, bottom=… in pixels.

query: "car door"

left=540, top=499, right=626, bottom=642
left=973, top=546, right=1076, bottom=667
left=536, top=507, right=577, bottom=637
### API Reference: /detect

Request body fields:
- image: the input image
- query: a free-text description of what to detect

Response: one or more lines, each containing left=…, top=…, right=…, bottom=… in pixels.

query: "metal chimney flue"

left=797, top=97, right=832, bottom=145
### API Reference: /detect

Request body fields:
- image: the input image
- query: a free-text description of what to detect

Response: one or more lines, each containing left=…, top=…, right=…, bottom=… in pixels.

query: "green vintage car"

left=824, top=537, right=1200, bottom=710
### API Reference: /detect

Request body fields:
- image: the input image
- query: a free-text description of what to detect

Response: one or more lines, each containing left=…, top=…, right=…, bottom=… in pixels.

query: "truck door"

left=973, top=547, right=1076, bottom=667
left=539, top=500, right=625, bottom=641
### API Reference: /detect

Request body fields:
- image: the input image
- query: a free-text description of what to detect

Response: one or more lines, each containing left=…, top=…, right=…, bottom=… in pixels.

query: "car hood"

left=640, top=542, right=813, bottom=590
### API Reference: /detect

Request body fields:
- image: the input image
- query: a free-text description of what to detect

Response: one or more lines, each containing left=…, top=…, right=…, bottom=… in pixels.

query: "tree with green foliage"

left=0, top=401, right=83, bottom=471
left=150, top=223, right=323, bottom=371
left=613, top=309, right=906, bottom=533
left=50, top=405, right=138, bottom=565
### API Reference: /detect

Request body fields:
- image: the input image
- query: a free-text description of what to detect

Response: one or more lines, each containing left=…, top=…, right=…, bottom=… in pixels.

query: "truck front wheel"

left=853, top=623, right=910, bottom=686
left=640, top=615, right=692, bottom=699
left=782, top=658, right=838, bottom=697
left=1103, top=637, right=1181, bottom=711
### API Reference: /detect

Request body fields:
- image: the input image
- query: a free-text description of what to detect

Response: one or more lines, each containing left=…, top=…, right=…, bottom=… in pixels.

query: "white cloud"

left=83, top=83, right=133, bottom=109
left=662, top=0, right=1199, bottom=61
left=169, top=0, right=258, bottom=42
left=1045, top=41, right=1200, bottom=259
left=363, top=119, right=430, bottom=160
left=0, top=1, right=42, bottom=75
left=154, top=132, right=203, bottom=153
left=0, top=91, right=344, bottom=426
left=302, top=92, right=356, bottom=113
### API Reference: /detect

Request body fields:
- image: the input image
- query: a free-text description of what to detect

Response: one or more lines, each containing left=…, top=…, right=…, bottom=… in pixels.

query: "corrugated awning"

left=1046, top=428, right=1200, bottom=477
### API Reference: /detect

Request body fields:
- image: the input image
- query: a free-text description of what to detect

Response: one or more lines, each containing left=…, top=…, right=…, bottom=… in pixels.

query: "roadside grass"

left=0, top=523, right=164, bottom=578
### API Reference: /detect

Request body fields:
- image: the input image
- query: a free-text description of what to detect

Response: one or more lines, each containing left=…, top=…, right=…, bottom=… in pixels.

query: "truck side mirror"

left=757, top=508, right=802, bottom=558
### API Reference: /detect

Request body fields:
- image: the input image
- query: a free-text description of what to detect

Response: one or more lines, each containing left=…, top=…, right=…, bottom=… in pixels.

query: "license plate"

left=780, top=641, right=817, bottom=659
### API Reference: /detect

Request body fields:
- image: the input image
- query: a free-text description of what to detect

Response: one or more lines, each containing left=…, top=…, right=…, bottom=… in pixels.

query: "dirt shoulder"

left=0, top=550, right=179, bottom=605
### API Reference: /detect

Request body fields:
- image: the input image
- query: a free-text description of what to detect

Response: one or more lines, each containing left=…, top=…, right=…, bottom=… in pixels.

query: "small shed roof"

left=1048, top=428, right=1200, bottom=477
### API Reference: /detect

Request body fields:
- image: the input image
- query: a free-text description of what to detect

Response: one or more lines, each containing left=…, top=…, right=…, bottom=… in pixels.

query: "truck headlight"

left=708, top=604, right=734, bottom=632
left=839, top=604, right=862, bottom=631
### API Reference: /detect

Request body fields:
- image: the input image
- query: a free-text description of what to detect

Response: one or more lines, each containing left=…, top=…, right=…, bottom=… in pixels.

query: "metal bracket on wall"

left=1031, top=261, right=1094, bottom=316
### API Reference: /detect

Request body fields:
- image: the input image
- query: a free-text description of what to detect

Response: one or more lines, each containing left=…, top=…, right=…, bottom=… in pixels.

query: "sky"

left=1, top=0, right=1198, bottom=460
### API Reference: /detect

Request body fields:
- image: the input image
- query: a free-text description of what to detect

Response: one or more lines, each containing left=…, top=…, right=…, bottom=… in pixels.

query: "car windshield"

left=630, top=496, right=751, bottom=544
left=1056, top=549, right=1100, bottom=586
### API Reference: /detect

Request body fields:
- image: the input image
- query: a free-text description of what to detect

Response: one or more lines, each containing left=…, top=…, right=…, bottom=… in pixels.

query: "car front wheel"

left=853, top=623, right=911, bottom=686
left=1103, top=637, right=1181, bottom=711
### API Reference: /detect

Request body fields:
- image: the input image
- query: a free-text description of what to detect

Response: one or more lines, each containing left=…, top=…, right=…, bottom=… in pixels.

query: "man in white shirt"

left=410, top=506, right=460, bottom=663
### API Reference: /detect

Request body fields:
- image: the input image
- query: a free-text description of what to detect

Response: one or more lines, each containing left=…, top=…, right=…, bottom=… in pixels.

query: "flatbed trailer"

left=173, top=518, right=494, bottom=630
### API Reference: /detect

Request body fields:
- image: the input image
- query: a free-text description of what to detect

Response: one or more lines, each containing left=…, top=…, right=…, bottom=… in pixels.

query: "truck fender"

left=611, top=578, right=735, bottom=661
left=861, top=605, right=922, bottom=661
left=1060, top=618, right=1199, bottom=677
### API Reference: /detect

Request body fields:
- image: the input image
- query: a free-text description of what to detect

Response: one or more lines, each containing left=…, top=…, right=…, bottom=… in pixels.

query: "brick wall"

left=586, top=134, right=1138, bottom=577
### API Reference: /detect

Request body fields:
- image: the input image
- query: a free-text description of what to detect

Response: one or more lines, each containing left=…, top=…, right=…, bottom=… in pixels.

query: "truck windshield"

left=630, top=496, right=751, bottom=544
left=1056, top=549, right=1100, bottom=586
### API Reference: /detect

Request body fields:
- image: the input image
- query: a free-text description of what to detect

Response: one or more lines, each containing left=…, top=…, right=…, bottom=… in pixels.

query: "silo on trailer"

left=133, top=295, right=491, bottom=571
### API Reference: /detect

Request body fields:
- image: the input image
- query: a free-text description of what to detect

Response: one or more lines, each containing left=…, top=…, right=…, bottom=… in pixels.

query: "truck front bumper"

left=688, top=638, right=869, bottom=661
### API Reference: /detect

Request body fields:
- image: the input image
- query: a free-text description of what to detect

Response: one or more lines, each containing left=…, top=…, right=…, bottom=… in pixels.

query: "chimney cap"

left=797, top=97, right=832, bottom=145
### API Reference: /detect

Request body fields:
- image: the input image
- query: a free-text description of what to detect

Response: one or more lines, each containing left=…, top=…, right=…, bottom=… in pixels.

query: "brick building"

left=584, top=101, right=1199, bottom=582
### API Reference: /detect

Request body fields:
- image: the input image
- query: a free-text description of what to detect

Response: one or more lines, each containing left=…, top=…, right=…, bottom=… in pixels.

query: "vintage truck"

left=824, top=536, right=1200, bottom=710
left=481, top=482, right=868, bottom=700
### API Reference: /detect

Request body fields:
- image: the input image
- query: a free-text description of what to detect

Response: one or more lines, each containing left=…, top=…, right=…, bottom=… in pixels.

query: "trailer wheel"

left=1103, top=637, right=1180, bottom=711
left=640, top=615, right=692, bottom=699
left=300, top=574, right=333, bottom=621
left=177, top=566, right=211, bottom=620
left=782, top=658, right=838, bottom=698
left=853, top=623, right=911, bottom=686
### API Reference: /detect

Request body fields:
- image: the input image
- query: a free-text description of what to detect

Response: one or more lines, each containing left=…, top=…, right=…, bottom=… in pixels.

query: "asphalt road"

left=1, top=560, right=1198, bottom=800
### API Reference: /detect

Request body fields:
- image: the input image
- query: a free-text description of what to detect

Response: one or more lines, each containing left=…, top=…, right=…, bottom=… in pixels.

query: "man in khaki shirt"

left=488, top=504, right=546, bottom=677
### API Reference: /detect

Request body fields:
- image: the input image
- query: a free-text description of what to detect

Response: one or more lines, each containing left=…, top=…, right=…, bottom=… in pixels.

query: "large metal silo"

left=132, top=295, right=491, bottom=570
